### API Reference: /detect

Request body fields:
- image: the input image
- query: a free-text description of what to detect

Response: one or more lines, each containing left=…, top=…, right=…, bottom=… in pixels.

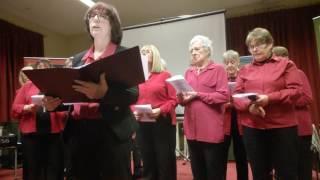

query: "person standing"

left=233, top=27, right=302, bottom=180
left=272, top=46, right=314, bottom=180
left=12, top=59, right=66, bottom=180
left=133, top=45, right=177, bottom=180
left=44, top=2, right=139, bottom=180
left=177, top=35, right=229, bottom=180
left=222, top=50, right=248, bottom=180
left=18, top=65, right=33, bottom=87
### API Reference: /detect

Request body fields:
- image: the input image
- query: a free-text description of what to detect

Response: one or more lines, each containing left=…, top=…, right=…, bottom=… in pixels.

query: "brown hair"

left=272, top=46, right=289, bottom=57
left=84, top=2, right=122, bottom=45
left=246, top=27, right=274, bottom=46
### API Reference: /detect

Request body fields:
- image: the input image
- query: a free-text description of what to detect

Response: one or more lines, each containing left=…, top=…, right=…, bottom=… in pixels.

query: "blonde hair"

left=272, top=46, right=289, bottom=57
left=19, top=65, right=33, bottom=86
left=246, top=27, right=274, bottom=46
left=141, top=45, right=165, bottom=73
left=223, top=50, right=240, bottom=64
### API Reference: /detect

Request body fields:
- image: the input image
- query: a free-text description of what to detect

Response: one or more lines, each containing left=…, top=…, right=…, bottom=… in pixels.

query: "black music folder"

left=24, top=46, right=145, bottom=103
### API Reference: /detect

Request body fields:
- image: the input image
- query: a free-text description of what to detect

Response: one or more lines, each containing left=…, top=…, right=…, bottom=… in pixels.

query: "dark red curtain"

left=226, top=4, right=320, bottom=126
left=0, top=19, right=44, bottom=122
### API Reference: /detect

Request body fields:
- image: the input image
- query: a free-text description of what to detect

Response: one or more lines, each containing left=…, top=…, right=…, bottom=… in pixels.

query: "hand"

left=182, top=91, right=198, bottom=103
left=176, top=92, right=184, bottom=102
left=132, top=132, right=136, bottom=139
left=43, top=96, right=62, bottom=111
left=73, top=73, right=108, bottom=99
left=133, top=111, right=143, bottom=120
left=225, top=102, right=233, bottom=108
left=249, top=104, right=266, bottom=118
left=147, top=108, right=161, bottom=119
left=23, top=104, right=37, bottom=113
left=254, top=94, right=269, bottom=107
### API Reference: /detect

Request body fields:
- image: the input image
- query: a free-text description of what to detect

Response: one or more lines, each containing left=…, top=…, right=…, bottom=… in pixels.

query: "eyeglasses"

left=248, top=43, right=267, bottom=51
left=88, top=14, right=108, bottom=22
left=141, top=49, right=151, bottom=56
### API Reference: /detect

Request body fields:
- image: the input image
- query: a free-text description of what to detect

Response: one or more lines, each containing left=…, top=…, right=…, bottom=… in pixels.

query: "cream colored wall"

left=0, top=9, right=90, bottom=58
left=65, top=34, right=91, bottom=56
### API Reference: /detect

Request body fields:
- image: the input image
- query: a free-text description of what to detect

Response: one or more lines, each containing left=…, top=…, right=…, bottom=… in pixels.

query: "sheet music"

left=166, top=75, right=193, bottom=93
left=133, top=104, right=156, bottom=122
left=31, top=95, right=44, bottom=105
left=141, top=55, right=149, bottom=80
left=232, top=93, right=257, bottom=99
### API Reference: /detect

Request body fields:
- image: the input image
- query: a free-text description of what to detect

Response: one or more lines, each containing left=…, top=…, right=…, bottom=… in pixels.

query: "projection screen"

left=122, top=10, right=226, bottom=114
left=122, top=10, right=227, bottom=76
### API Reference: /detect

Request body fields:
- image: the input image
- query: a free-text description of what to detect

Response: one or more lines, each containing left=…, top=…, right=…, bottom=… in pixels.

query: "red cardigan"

left=11, top=82, right=66, bottom=134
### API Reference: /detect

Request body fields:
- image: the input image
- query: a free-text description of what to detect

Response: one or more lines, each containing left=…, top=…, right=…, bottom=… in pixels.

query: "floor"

left=0, top=160, right=246, bottom=180
left=1, top=160, right=320, bottom=180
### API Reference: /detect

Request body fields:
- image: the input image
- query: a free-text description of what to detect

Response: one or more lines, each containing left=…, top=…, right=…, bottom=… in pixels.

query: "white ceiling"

left=1, top=0, right=319, bottom=36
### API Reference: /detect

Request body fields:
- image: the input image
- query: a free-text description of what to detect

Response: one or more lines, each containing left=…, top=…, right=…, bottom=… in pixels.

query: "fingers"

left=73, top=74, right=108, bottom=100
left=74, top=80, right=92, bottom=88
left=72, top=83, right=95, bottom=99
left=99, top=73, right=107, bottom=86
left=43, top=96, right=62, bottom=111
left=258, top=106, right=266, bottom=118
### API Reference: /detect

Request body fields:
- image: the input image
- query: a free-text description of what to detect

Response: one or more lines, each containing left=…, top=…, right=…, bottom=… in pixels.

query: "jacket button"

left=114, top=106, right=120, bottom=111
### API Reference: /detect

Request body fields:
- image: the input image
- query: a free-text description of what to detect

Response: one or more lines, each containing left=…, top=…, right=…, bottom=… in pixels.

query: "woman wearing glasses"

left=233, top=27, right=302, bottom=180
left=45, top=2, right=138, bottom=180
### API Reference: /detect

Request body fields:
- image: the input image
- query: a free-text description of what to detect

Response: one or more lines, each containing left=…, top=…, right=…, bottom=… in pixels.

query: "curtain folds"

left=226, top=4, right=320, bottom=126
left=0, top=19, right=44, bottom=122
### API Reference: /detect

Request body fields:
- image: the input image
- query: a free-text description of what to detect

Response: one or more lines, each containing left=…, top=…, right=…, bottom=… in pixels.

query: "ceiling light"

left=79, top=0, right=95, bottom=7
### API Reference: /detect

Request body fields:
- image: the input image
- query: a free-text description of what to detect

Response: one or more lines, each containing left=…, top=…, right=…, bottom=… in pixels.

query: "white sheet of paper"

left=166, top=75, right=193, bottom=93
left=232, top=93, right=258, bottom=99
left=31, top=95, right=44, bottom=105
left=141, top=55, right=149, bottom=80
left=133, top=104, right=156, bottom=122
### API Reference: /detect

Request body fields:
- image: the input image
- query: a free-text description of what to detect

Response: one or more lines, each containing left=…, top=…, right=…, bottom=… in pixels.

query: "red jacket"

left=296, top=69, right=313, bottom=136
left=11, top=82, right=66, bottom=134
left=135, top=71, right=177, bottom=125
left=233, top=56, right=302, bottom=129
left=182, top=62, right=229, bottom=143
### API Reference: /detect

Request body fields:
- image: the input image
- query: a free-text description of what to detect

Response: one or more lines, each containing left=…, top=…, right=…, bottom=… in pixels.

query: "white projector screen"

left=122, top=10, right=227, bottom=76
left=122, top=10, right=226, bottom=115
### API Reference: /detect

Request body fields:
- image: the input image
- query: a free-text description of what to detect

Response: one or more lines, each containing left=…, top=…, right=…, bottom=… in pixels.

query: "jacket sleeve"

left=295, top=70, right=313, bottom=107
left=233, top=68, right=251, bottom=111
left=11, top=85, right=29, bottom=119
left=159, top=77, right=178, bottom=115
left=101, top=84, right=139, bottom=106
left=267, top=61, right=302, bottom=105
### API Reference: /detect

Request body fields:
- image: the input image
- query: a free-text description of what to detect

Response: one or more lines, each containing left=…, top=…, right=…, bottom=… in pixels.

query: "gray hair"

left=223, top=50, right=240, bottom=62
left=189, top=35, right=213, bottom=57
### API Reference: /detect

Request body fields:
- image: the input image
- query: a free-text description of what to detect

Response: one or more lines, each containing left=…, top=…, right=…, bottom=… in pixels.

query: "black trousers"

left=243, top=126, right=298, bottom=180
left=69, top=120, right=132, bottom=180
left=188, top=140, right=225, bottom=180
left=21, top=133, right=64, bottom=180
left=137, top=115, right=177, bottom=180
left=223, top=108, right=248, bottom=180
left=130, top=136, right=143, bottom=178
left=298, top=135, right=312, bottom=180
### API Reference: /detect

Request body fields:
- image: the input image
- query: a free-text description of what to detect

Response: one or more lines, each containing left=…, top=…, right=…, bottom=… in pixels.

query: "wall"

left=0, top=8, right=90, bottom=58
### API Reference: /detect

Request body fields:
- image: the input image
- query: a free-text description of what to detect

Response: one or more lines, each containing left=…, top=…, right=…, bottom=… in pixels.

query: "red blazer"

left=224, top=103, right=243, bottom=136
left=11, top=82, right=66, bottom=134
left=296, top=69, right=313, bottom=136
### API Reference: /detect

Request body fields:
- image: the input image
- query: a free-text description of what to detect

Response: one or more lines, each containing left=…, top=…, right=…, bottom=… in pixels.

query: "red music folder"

left=23, top=46, right=145, bottom=103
